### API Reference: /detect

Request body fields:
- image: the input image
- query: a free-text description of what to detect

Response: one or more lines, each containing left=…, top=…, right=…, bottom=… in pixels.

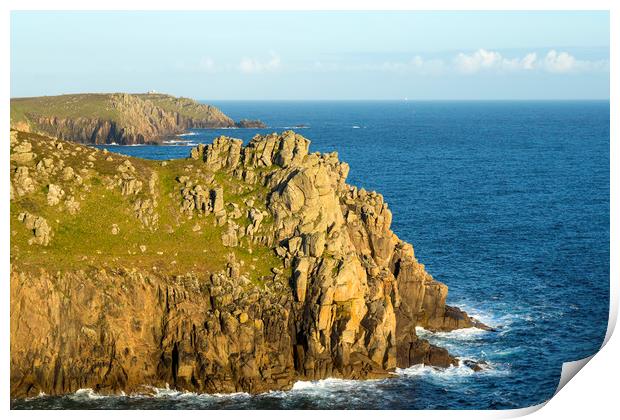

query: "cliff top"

left=11, top=92, right=226, bottom=121
left=10, top=129, right=282, bottom=283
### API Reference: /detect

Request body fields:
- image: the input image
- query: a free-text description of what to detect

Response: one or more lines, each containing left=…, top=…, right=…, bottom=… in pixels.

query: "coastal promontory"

left=10, top=93, right=265, bottom=145
left=10, top=129, right=488, bottom=398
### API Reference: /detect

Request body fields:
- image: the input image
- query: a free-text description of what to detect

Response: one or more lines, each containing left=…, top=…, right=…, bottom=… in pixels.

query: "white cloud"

left=543, top=50, right=574, bottom=73
left=239, top=51, right=281, bottom=74
left=521, top=52, right=538, bottom=70
left=308, top=49, right=607, bottom=77
left=454, top=49, right=608, bottom=74
left=454, top=48, right=540, bottom=73
left=541, top=50, right=608, bottom=73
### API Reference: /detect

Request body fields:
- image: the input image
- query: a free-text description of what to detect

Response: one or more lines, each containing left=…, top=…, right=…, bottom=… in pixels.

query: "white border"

left=2, top=1, right=616, bottom=419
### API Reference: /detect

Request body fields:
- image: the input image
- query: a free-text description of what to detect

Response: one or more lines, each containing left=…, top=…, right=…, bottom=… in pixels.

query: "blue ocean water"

left=13, top=101, right=609, bottom=410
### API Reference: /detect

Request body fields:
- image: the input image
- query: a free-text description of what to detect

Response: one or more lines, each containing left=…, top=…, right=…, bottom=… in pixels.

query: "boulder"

left=18, top=212, right=52, bottom=246
left=221, top=221, right=239, bottom=247
left=46, top=184, right=65, bottom=206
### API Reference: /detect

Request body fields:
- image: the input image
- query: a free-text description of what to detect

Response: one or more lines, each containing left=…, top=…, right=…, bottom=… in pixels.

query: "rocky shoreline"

left=10, top=129, right=490, bottom=399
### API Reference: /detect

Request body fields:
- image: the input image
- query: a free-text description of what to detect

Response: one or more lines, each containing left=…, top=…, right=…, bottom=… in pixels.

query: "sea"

left=12, top=100, right=610, bottom=410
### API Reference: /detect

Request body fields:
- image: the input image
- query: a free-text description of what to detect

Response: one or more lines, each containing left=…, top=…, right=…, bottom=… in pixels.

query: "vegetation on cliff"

left=10, top=129, right=489, bottom=399
left=10, top=93, right=265, bottom=145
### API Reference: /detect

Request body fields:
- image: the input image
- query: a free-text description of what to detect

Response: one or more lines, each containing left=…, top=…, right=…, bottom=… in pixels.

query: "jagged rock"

left=221, top=221, right=239, bottom=247
left=13, top=167, right=35, bottom=196
left=179, top=182, right=211, bottom=216
left=18, top=212, right=52, bottom=246
left=46, top=184, right=65, bottom=206
left=117, top=159, right=135, bottom=173
left=293, top=257, right=311, bottom=302
left=35, top=158, right=54, bottom=173
left=190, top=144, right=205, bottom=160
left=120, top=177, right=143, bottom=196
left=133, top=198, right=158, bottom=229
left=62, top=166, right=75, bottom=181
left=228, top=203, right=243, bottom=219
left=248, top=207, right=264, bottom=229
left=202, top=137, right=243, bottom=171
left=11, top=141, right=35, bottom=163
left=64, top=196, right=80, bottom=215
left=211, top=186, right=224, bottom=213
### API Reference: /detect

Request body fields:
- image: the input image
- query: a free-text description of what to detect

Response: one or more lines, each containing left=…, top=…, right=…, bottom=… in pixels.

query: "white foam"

left=177, top=132, right=198, bottom=137
left=291, top=377, right=384, bottom=393
left=416, top=326, right=490, bottom=340
left=71, top=388, right=107, bottom=400
left=396, top=360, right=508, bottom=379
left=140, top=384, right=250, bottom=400
left=163, top=139, right=191, bottom=144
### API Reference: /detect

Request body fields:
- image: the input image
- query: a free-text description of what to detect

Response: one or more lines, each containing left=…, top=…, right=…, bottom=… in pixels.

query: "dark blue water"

left=14, top=101, right=609, bottom=410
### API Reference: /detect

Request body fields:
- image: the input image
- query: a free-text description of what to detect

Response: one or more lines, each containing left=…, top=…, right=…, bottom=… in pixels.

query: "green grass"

left=10, top=131, right=284, bottom=287
left=11, top=94, right=121, bottom=122
left=135, top=93, right=229, bottom=121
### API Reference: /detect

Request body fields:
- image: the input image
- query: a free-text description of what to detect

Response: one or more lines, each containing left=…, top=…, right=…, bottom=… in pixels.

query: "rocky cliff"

left=10, top=93, right=264, bottom=145
left=10, top=129, right=489, bottom=399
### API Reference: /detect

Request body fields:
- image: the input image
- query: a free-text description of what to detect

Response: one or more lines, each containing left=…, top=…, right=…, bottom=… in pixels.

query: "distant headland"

left=10, top=92, right=266, bottom=145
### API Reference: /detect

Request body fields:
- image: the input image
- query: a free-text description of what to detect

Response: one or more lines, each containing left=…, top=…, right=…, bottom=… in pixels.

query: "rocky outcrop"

left=235, top=119, right=268, bottom=129
left=17, top=212, right=52, bottom=246
left=10, top=130, right=489, bottom=399
left=10, top=93, right=266, bottom=145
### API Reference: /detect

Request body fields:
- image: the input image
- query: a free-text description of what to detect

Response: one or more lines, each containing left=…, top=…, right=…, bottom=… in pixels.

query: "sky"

left=10, top=11, right=610, bottom=100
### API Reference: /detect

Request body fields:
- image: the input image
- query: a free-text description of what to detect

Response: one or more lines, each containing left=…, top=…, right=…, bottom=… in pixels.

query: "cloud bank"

left=180, top=49, right=606, bottom=77
left=453, top=49, right=607, bottom=74
left=313, top=49, right=607, bottom=76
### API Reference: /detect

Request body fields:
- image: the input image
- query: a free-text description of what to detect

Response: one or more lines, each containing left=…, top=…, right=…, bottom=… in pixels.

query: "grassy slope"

left=135, top=93, right=227, bottom=121
left=10, top=94, right=120, bottom=124
left=10, top=131, right=283, bottom=286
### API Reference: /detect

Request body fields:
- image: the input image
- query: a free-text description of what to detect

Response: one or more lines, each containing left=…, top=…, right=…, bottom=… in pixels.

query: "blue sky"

left=11, top=11, right=610, bottom=100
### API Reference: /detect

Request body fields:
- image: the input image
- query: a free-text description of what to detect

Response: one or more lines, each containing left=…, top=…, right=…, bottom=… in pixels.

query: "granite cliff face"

left=10, top=93, right=263, bottom=145
left=10, top=129, right=488, bottom=399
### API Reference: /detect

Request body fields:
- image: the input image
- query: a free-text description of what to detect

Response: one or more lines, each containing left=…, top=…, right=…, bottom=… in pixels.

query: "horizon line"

left=10, top=94, right=610, bottom=102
